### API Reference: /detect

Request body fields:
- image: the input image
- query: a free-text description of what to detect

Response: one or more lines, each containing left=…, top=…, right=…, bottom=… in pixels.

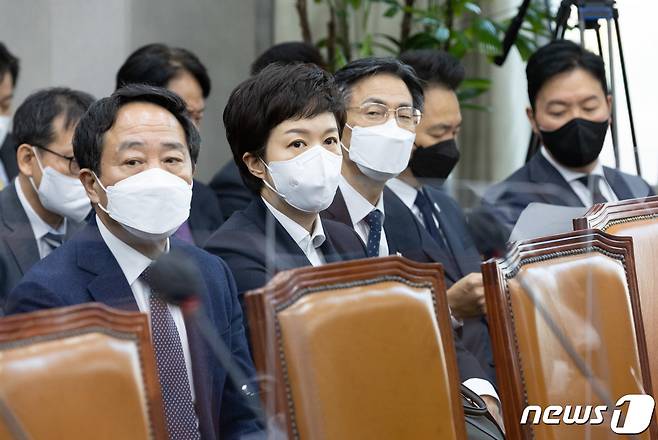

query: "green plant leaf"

left=463, top=1, right=482, bottom=15
left=460, top=78, right=491, bottom=91
left=434, top=25, right=450, bottom=42
left=384, top=5, right=399, bottom=17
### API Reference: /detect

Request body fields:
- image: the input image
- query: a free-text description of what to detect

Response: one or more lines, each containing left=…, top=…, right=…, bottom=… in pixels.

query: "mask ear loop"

left=91, top=171, right=111, bottom=214
left=28, top=147, right=46, bottom=194
left=258, top=157, right=287, bottom=202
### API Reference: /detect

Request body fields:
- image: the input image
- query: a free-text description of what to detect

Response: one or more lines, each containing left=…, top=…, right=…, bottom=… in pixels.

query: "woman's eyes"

left=289, top=140, right=306, bottom=149
left=324, top=137, right=338, bottom=145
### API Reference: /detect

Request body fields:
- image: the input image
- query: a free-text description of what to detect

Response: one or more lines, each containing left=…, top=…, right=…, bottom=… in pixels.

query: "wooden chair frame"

left=0, top=303, right=167, bottom=440
left=482, top=229, right=656, bottom=439
left=572, top=195, right=658, bottom=232
left=245, top=255, right=466, bottom=439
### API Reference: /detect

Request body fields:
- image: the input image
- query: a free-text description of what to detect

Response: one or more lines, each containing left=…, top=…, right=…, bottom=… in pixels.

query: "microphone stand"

left=0, top=393, right=29, bottom=440
left=177, top=298, right=267, bottom=427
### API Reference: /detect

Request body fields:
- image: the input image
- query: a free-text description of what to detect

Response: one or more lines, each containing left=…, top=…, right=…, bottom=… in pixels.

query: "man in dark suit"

left=209, top=41, right=328, bottom=221
left=6, top=85, right=261, bottom=439
left=478, top=40, right=654, bottom=238
left=325, top=57, right=502, bottom=425
left=0, top=88, right=94, bottom=307
left=116, top=43, right=224, bottom=244
left=205, top=63, right=366, bottom=300
left=0, top=42, right=20, bottom=185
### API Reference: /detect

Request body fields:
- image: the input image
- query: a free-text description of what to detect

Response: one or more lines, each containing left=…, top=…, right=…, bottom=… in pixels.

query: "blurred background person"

left=209, top=41, right=327, bottom=221
left=478, top=40, right=654, bottom=239
left=0, top=87, right=94, bottom=308
left=116, top=43, right=223, bottom=246
left=0, top=42, right=20, bottom=187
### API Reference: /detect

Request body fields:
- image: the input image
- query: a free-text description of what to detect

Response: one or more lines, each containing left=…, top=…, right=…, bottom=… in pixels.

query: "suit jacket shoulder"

left=209, top=161, right=253, bottom=221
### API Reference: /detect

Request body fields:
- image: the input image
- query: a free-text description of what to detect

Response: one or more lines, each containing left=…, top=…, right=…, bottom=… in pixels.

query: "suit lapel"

left=424, top=190, right=466, bottom=278
left=528, top=153, right=583, bottom=206
left=75, top=218, right=138, bottom=311
left=0, top=184, right=41, bottom=275
left=323, top=189, right=352, bottom=226
left=603, top=167, right=634, bottom=200
left=382, top=188, right=461, bottom=283
left=244, top=198, right=312, bottom=271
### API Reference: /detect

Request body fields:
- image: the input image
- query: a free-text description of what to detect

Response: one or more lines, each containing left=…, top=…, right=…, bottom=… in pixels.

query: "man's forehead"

left=350, top=73, right=412, bottom=105
left=105, top=102, right=186, bottom=145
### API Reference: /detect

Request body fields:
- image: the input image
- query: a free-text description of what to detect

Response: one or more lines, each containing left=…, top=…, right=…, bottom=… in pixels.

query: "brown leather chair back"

left=574, top=195, right=658, bottom=398
left=245, top=256, right=466, bottom=440
left=0, top=303, right=167, bottom=440
left=482, top=229, right=656, bottom=440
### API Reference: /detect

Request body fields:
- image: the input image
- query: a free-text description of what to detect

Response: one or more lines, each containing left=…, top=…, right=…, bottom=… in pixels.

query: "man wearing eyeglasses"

left=0, top=87, right=94, bottom=308
left=322, top=57, right=503, bottom=427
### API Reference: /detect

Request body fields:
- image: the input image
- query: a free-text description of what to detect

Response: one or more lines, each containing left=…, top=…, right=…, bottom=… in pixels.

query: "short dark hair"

left=13, top=87, right=95, bottom=149
left=334, top=57, right=424, bottom=111
left=251, top=41, right=326, bottom=75
left=223, top=63, right=345, bottom=193
left=526, top=40, right=607, bottom=109
left=116, top=43, right=211, bottom=98
left=73, top=84, right=200, bottom=175
left=399, top=49, right=465, bottom=91
left=0, top=42, right=19, bottom=85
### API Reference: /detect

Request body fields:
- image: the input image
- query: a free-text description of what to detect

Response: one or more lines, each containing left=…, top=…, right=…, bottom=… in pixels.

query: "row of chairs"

left=1, top=195, right=658, bottom=439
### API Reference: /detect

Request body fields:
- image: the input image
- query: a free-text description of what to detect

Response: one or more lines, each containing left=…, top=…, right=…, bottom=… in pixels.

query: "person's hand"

left=446, top=272, right=486, bottom=319
left=481, top=395, right=505, bottom=434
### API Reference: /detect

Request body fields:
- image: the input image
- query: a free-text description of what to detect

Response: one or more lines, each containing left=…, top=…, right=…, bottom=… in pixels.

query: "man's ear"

left=16, top=144, right=36, bottom=177
left=242, top=152, right=266, bottom=181
left=606, top=94, right=613, bottom=122
left=526, top=107, right=540, bottom=135
left=79, top=169, right=101, bottom=205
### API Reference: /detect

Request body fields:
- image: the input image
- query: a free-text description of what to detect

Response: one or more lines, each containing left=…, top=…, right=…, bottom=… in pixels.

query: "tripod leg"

left=595, top=23, right=604, bottom=57
left=607, top=18, right=620, bottom=169
left=614, top=15, right=642, bottom=177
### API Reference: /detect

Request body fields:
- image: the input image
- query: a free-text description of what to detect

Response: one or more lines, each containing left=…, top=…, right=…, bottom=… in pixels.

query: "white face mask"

left=30, top=148, right=91, bottom=223
left=0, top=115, right=10, bottom=145
left=261, top=145, right=342, bottom=213
left=344, top=118, right=415, bottom=182
left=94, top=168, right=193, bottom=241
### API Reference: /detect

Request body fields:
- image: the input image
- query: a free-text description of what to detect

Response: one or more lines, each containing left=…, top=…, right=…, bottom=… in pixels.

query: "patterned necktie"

left=364, top=209, right=383, bottom=258
left=141, top=268, right=200, bottom=440
left=576, top=175, right=607, bottom=204
left=42, top=232, right=64, bottom=252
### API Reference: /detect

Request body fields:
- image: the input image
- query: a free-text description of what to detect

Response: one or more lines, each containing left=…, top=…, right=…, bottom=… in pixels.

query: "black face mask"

left=540, top=118, right=609, bottom=168
left=409, top=139, right=460, bottom=180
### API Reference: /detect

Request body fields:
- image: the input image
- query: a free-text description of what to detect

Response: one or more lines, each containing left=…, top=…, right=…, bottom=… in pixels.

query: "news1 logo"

left=520, top=394, right=656, bottom=434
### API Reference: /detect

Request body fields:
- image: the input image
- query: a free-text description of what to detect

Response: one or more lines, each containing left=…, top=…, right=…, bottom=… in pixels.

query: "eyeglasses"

left=347, top=103, right=422, bottom=130
left=33, top=145, right=80, bottom=175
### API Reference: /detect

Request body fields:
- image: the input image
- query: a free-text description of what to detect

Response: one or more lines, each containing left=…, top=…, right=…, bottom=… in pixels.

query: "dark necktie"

left=364, top=209, right=383, bottom=258
left=576, top=175, right=607, bottom=204
left=141, top=268, right=200, bottom=440
left=414, top=189, right=448, bottom=248
left=42, top=232, right=64, bottom=252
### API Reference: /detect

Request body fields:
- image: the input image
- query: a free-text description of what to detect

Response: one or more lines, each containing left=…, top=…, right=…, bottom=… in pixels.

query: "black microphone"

left=147, top=250, right=266, bottom=425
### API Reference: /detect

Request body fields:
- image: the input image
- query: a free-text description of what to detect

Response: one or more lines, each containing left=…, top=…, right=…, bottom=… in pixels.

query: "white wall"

left=0, top=0, right=268, bottom=182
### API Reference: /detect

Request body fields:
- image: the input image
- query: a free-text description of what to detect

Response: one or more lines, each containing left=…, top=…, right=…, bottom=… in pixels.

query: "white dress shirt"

left=96, top=217, right=195, bottom=397
left=262, top=197, right=326, bottom=266
left=15, top=177, right=67, bottom=259
left=541, top=147, right=618, bottom=206
left=338, top=176, right=389, bottom=257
